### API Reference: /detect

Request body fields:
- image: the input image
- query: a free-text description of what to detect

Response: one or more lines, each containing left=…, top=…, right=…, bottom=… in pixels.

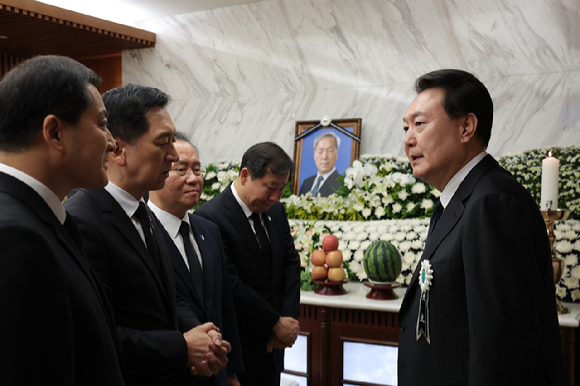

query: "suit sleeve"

left=216, top=230, right=245, bottom=375
left=0, top=226, right=76, bottom=385
left=195, top=209, right=281, bottom=339
left=67, top=201, right=190, bottom=379
left=278, top=205, right=301, bottom=319
left=462, top=192, right=560, bottom=385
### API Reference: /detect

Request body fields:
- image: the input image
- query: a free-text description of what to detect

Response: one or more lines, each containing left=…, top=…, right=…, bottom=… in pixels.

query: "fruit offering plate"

left=313, top=278, right=350, bottom=296
left=363, top=281, right=401, bottom=300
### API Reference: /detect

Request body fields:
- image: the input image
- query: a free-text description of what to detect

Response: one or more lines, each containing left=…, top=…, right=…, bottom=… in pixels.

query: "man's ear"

left=460, top=113, right=478, bottom=143
left=109, top=138, right=127, bottom=167
left=240, top=168, right=250, bottom=185
left=42, top=115, right=66, bottom=153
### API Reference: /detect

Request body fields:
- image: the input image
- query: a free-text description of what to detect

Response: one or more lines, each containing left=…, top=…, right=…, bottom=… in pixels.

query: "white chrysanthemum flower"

left=211, top=182, right=221, bottom=191
left=395, top=232, right=406, bottom=241
left=411, top=183, right=426, bottom=194
left=220, top=185, right=226, bottom=192
left=353, top=202, right=365, bottom=212
left=421, top=199, right=434, bottom=210
left=368, top=232, right=379, bottom=241
left=354, top=250, right=365, bottom=261
left=205, top=171, right=217, bottom=180
left=338, top=241, right=348, bottom=251
left=342, top=249, right=352, bottom=262
left=574, top=240, right=580, bottom=251
left=368, top=195, right=382, bottom=208
left=406, top=202, right=416, bottom=212
left=572, top=289, right=580, bottom=301
left=362, top=208, right=372, bottom=218
left=398, top=190, right=409, bottom=201
left=405, top=231, right=417, bottom=240
left=412, top=240, right=424, bottom=249
left=356, top=232, right=368, bottom=241
left=431, top=189, right=442, bottom=197
left=392, top=203, right=402, bottom=213
left=564, top=254, right=578, bottom=266
left=380, top=233, right=394, bottom=242
left=375, top=207, right=386, bottom=219
left=563, top=277, right=580, bottom=289
left=556, top=240, right=574, bottom=254
left=571, top=265, right=580, bottom=279
left=399, top=241, right=411, bottom=252
left=348, top=241, right=360, bottom=251
left=382, top=196, right=394, bottom=205
left=360, top=240, right=372, bottom=251
left=405, top=274, right=413, bottom=285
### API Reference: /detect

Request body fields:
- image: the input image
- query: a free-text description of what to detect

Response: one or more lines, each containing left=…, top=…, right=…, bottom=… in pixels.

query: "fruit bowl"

left=313, top=278, right=350, bottom=296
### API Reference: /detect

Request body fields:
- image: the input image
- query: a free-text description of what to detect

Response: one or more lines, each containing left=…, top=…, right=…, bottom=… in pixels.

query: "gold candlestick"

left=541, top=209, right=570, bottom=315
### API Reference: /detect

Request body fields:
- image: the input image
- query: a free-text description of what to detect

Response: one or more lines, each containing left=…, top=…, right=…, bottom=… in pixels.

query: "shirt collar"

left=316, top=167, right=336, bottom=181
left=105, top=181, right=143, bottom=218
left=231, top=182, right=253, bottom=218
left=148, top=200, right=189, bottom=239
left=440, top=151, right=488, bottom=208
left=0, top=163, right=66, bottom=224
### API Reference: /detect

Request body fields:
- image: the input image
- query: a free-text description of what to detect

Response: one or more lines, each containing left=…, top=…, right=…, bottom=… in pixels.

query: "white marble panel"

left=122, top=0, right=580, bottom=164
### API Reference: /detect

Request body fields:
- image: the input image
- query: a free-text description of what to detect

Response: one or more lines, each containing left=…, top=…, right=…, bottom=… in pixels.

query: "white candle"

left=540, top=152, right=559, bottom=210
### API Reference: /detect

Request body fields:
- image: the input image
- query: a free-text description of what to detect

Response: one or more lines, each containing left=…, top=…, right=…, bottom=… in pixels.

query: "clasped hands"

left=267, top=316, right=300, bottom=353
left=183, top=322, right=231, bottom=377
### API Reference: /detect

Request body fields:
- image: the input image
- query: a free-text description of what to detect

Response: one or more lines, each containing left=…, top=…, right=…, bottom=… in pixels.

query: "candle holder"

left=541, top=209, right=570, bottom=315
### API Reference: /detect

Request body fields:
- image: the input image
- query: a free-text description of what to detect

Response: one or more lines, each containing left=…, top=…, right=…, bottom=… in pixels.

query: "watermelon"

left=363, top=240, right=402, bottom=283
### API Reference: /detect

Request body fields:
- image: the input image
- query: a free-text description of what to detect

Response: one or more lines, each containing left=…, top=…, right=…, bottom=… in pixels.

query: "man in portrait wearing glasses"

left=299, top=132, right=342, bottom=197
left=64, top=84, right=231, bottom=386
left=148, top=132, right=244, bottom=386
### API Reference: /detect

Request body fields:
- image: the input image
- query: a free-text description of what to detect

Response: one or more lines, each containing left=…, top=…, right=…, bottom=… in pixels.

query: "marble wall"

left=123, top=0, right=580, bottom=164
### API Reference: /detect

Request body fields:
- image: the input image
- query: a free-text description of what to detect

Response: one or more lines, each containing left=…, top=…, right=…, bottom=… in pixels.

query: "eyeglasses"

left=171, top=166, right=206, bottom=178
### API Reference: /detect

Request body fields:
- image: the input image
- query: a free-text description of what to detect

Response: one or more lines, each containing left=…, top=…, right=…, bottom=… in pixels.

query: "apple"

left=322, top=234, right=339, bottom=252
left=310, top=250, right=326, bottom=266
left=311, top=266, right=328, bottom=281
left=325, top=250, right=343, bottom=268
left=327, top=267, right=345, bottom=282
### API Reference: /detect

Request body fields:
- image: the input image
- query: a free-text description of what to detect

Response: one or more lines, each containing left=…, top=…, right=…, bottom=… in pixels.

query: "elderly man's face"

left=313, top=136, right=338, bottom=175
left=403, top=88, right=466, bottom=191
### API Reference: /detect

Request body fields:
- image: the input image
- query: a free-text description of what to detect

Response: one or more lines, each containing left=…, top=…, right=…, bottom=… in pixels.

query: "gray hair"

left=313, top=132, right=340, bottom=150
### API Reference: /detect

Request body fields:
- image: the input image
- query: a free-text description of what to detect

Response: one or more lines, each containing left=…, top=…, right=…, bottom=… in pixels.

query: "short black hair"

left=102, top=84, right=170, bottom=144
left=240, top=142, right=295, bottom=179
left=415, top=69, right=494, bottom=148
left=174, top=131, right=199, bottom=155
left=0, top=55, right=100, bottom=152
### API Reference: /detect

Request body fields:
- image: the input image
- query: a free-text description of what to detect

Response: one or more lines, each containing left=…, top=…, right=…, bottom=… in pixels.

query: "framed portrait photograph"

left=293, top=118, right=361, bottom=196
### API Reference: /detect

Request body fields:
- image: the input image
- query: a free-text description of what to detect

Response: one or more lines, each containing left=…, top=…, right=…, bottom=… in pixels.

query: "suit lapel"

left=189, top=214, right=213, bottom=317
left=90, top=189, right=170, bottom=303
left=0, top=174, right=118, bottom=339
left=402, top=155, right=498, bottom=307
left=264, top=210, right=280, bottom=288
left=223, top=187, right=272, bottom=284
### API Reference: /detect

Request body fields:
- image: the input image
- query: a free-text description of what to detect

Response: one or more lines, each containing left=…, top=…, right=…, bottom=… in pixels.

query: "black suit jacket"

left=159, top=213, right=244, bottom=386
left=194, top=186, right=300, bottom=379
left=0, top=173, right=125, bottom=385
left=398, top=155, right=564, bottom=386
left=64, top=188, right=198, bottom=386
left=299, top=169, right=342, bottom=197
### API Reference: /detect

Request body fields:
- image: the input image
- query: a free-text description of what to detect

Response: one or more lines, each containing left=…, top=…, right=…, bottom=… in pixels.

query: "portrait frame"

left=292, top=118, right=362, bottom=196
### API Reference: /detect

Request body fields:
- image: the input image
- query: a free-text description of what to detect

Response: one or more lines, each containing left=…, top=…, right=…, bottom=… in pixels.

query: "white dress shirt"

left=231, top=182, right=269, bottom=239
left=148, top=201, right=203, bottom=271
left=104, top=182, right=148, bottom=246
left=0, top=163, right=66, bottom=224
left=440, top=151, right=488, bottom=209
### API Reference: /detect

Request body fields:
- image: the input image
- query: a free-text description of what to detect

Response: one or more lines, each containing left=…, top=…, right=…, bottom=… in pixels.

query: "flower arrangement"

left=498, top=146, right=580, bottom=219
left=198, top=146, right=580, bottom=299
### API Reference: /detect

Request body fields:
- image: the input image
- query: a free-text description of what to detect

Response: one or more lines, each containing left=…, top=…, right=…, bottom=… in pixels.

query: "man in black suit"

left=148, top=133, right=244, bottom=386
left=64, top=84, right=230, bottom=386
left=398, top=69, right=564, bottom=385
left=0, top=56, right=124, bottom=385
left=299, top=132, right=342, bottom=196
left=195, top=142, right=300, bottom=386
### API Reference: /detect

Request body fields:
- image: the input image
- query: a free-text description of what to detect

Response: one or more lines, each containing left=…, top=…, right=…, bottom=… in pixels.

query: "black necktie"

left=426, top=200, right=443, bottom=242
left=179, top=221, right=204, bottom=298
left=310, top=176, right=324, bottom=195
left=251, top=212, right=272, bottom=272
left=134, top=202, right=161, bottom=272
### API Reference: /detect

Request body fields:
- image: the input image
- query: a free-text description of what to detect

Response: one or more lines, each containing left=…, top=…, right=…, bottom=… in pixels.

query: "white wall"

left=123, top=0, right=580, bottom=164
